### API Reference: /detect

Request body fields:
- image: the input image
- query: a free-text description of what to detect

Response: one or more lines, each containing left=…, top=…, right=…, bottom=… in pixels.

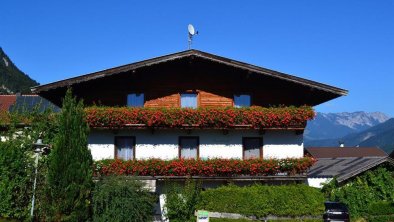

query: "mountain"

left=304, top=112, right=390, bottom=141
left=306, top=118, right=394, bottom=154
left=0, top=47, right=39, bottom=94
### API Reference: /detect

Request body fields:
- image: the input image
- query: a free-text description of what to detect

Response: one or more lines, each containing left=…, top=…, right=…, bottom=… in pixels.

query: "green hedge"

left=210, top=219, right=321, bottom=222
left=197, top=184, right=324, bottom=218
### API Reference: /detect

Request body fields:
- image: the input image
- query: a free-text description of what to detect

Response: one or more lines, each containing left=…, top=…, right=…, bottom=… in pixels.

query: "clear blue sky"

left=1, top=1, right=393, bottom=116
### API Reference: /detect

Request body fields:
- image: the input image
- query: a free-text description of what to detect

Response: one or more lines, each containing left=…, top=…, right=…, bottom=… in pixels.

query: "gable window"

left=234, top=94, right=251, bottom=108
left=243, top=137, right=262, bottom=159
left=115, top=136, right=135, bottom=160
left=181, top=93, right=197, bottom=108
left=127, top=93, right=144, bottom=107
left=179, top=136, right=199, bottom=159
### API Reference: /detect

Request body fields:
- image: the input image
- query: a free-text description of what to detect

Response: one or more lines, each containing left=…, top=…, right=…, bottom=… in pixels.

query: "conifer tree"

left=47, top=89, right=92, bottom=221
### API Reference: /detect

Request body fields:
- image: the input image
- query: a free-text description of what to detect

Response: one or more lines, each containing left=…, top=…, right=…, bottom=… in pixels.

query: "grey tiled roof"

left=308, top=157, right=394, bottom=183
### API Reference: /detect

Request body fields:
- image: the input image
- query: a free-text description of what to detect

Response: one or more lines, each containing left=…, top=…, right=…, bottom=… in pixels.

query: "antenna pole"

left=188, top=33, right=192, bottom=49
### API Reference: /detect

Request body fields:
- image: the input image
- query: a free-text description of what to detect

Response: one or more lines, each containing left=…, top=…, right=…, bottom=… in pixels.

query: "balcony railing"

left=85, top=106, right=315, bottom=129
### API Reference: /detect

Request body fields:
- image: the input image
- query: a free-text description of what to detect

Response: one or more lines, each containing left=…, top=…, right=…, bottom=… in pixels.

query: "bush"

left=367, top=201, right=394, bottom=215
left=164, top=180, right=202, bottom=222
left=92, top=176, right=155, bottom=222
left=0, top=107, right=56, bottom=221
left=323, top=167, right=394, bottom=218
left=197, top=184, right=324, bottom=218
left=0, top=139, right=32, bottom=220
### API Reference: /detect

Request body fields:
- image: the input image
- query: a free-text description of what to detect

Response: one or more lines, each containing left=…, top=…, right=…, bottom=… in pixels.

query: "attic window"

left=181, top=93, right=197, bottom=108
left=127, top=93, right=144, bottom=107
left=234, top=94, right=251, bottom=108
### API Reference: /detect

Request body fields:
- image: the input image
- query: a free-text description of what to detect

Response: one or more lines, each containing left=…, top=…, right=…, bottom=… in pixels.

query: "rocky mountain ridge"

left=304, top=111, right=390, bottom=141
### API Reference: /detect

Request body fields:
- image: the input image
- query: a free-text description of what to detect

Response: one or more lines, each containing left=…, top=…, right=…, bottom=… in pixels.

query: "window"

left=234, top=94, right=251, bottom=108
left=115, top=136, right=135, bottom=160
left=181, top=93, right=197, bottom=108
left=179, top=137, right=199, bottom=159
left=127, top=93, right=144, bottom=107
left=243, top=137, right=262, bottom=159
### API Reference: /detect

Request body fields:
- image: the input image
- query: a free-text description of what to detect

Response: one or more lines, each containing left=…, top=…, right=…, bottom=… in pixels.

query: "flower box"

left=85, top=106, right=315, bottom=129
left=94, top=157, right=316, bottom=177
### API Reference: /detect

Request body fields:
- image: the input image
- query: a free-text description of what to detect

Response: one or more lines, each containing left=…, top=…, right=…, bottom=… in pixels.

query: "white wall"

left=307, top=178, right=332, bottom=188
left=263, top=131, right=304, bottom=158
left=88, top=129, right=304, bottom=160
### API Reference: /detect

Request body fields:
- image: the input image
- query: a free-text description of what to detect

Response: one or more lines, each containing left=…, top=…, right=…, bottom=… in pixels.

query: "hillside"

left=304, top=111, right=389, bottom=141
left=307, top=118, right=394, bottom=154
left=0, top=47, right=39, bottom=94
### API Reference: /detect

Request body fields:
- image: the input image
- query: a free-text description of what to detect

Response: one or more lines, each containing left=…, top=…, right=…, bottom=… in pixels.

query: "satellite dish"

left=187, top=24, right=198, bottom=49
left=188, top=24, right=195, bottom=35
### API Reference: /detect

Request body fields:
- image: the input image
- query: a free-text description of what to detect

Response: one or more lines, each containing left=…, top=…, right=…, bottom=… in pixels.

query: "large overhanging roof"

left=31, top=49, right=348, bottom=96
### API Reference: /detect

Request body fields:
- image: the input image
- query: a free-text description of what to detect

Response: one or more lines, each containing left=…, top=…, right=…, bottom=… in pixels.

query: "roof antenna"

left=188, top=24, right=198, bottom=50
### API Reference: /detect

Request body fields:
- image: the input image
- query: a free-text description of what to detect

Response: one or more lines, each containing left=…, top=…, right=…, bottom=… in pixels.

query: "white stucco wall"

left=88, top=129, right=304, bottom=160
left=263, top=131, right=304, bottom=158
left=307, top=178, right=332, bottom=188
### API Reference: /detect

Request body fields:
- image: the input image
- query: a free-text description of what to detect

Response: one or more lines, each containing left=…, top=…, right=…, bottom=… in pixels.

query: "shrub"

left=323, top=167, right=394, bottom=218
left=46, top=89, right=93, bottom=221
left=0, top=139, right=32, bottom=220
left=0, top=106, right=56, bottom=221
left=164, top=179, right=202, bottom=222
left=197, top=184, right=324, bottom=218
left=367, top=201, right=394, bottom=215
left=92, top=176, right=155, bottom=222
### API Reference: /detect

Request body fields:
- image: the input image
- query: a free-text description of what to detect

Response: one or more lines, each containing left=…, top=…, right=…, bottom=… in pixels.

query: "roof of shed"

left=31, top=49, right=348, bottom=97
left=308, top=156, right=394, bottom=183
left=0, top=95, right=17, bottom=111
left=305, top=147, right=388, bottom=158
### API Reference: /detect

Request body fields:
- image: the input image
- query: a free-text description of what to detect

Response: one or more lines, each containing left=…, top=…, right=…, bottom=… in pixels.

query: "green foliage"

left=92, top=176, right=155, bottom=222
left=0, top=138, right=32, bottom=220
left=367, top=201, right=394, bottom=215
left=209, top=219, right=321, bottom=222
left=0, top=104, right=56, bottom=220
left=197, top=184, right=325, bottom=218
left=46, top=89, right=93, bottom=221
left=323, top=167, right=394, bottom=218
left=164, top=180, right=202, bottom=222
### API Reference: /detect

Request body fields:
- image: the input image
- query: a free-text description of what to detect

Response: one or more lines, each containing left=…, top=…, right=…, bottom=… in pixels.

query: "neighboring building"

left=0, top=94, right=59, bottom=113
left=306, top=147, right=393, bottom=188
left=31, top=50, right=347, bottom=162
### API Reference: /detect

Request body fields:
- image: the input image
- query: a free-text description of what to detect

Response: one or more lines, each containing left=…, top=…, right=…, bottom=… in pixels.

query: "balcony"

left=85, top=106, right=315, bottom=130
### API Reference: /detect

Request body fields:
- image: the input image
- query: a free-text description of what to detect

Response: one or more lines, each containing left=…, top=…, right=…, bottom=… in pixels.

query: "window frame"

left=178, top=136, right=200, bottom=159
left=233, top=94, right=252, bottom=108
left=114, top=136, right=136, bottom=160
left=127, top=93, right=145, bottom=107
left=242, top=137, right=263, bottom=160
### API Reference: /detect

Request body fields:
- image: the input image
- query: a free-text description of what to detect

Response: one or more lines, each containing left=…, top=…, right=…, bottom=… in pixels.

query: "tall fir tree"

left=47, top=89, right=92, bottom=221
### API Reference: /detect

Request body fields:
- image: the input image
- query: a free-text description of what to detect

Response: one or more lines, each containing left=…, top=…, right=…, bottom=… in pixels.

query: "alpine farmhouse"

left=31, top=50, right=347, bottom=174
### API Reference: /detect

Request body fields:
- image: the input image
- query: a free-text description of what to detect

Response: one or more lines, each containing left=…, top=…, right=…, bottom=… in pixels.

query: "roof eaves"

left=31, top=49, right=348, bottom=96
left=192, top=51, right=348, bottom=96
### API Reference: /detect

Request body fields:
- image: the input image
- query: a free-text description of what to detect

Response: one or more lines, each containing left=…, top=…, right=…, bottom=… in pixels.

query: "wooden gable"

left=32, top=50, right=347, bottom=107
